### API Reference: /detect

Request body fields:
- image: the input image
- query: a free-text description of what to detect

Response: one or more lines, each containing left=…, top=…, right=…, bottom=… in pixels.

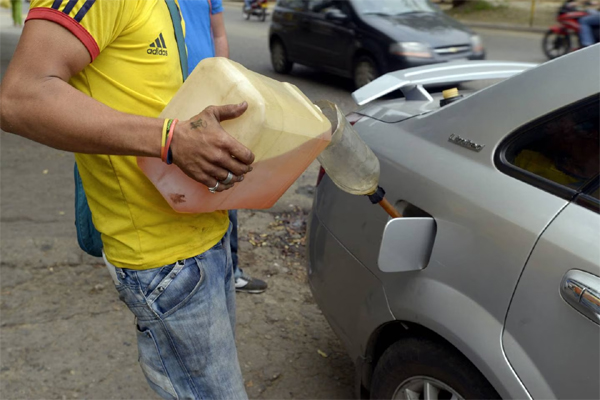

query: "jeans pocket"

left=147, top=258, right=205, bottom=317
left=137, top=264, right=176, bottom=297
left=136, top=325, right=178, bottom=400
left=116, top=284, right=145, bottom=307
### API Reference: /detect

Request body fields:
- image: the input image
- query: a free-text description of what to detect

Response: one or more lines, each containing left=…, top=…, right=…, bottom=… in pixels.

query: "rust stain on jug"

left=170, top=193, right=186, bottom=204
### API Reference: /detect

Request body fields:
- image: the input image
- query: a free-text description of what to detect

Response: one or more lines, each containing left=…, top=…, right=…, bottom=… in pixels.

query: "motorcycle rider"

left=244, top=0, right=268, bottom=20
left=580, top=9, right=600, bottom=46
left=565, top=0, right=600, bottom=47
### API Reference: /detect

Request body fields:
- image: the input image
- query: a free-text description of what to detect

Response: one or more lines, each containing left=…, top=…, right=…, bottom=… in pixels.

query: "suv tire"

left=270, top=40, right=293, bottom=74
left=353, top=55, right=378, bottom=89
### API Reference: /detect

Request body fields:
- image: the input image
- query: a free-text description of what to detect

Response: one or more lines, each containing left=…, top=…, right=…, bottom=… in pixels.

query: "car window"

left=309, top=0, right=336, bottom=13
left=279, top=0, right=307, bottom=11
left=502, top=96, right=599, bottom=194
left=350, top=0, right=438, bottom=16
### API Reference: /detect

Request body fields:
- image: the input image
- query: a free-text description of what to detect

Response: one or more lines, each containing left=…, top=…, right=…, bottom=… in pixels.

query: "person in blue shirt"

left=180, top=0, right=268, bottom=294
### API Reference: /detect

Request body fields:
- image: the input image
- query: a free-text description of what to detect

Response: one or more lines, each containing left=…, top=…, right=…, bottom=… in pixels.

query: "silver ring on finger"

left=208, top=181, right=219, bottom=194
left=220, top=171, right=234, bottom=185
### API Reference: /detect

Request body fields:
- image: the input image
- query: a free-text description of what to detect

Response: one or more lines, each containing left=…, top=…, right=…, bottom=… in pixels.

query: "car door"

left=302, top=0, right=354, bottom=71
left=500, top=96, right=600, bottom=399
left=273, top=0, right=309, bottom=61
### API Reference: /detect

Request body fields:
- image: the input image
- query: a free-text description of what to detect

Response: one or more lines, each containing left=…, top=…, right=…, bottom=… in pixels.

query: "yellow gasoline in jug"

left=138, top=58, right=332, bottom=213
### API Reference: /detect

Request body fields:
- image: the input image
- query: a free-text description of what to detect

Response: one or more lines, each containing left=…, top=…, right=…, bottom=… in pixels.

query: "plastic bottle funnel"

left=314, top=100, right=380, bottom=196
left=315, top=100, right=401, bottom=219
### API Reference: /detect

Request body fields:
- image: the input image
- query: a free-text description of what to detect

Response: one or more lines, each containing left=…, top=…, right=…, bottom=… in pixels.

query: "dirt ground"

left=0, top=153, right=355, bottom=399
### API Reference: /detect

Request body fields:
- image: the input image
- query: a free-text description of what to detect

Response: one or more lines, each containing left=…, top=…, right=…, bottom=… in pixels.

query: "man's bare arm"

left=0, top=20, right=253, bottom=190
left=211, top=12, right=229, bottom=58
left=1, top=20, right=164, bottom=157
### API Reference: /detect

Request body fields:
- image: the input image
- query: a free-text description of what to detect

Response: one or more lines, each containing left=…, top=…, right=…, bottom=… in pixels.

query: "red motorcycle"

left=243, top=0, right=268, bottom=22
left=543, top=3, right=599, bottom=59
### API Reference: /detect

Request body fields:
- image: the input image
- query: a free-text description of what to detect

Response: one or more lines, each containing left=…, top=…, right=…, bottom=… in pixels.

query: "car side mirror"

left=378, top=217, right=436, bottom=273
left=325, top=9, right=348, bottom=23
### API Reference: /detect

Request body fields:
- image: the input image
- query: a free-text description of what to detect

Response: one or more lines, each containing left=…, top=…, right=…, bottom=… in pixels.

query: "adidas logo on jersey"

left=147, top=33, right=168, bottom=56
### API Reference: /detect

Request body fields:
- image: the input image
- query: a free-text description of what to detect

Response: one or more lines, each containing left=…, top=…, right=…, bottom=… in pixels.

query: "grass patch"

left=445, top=0, right=556, bottom=28
left=449, top=0, right=507, bottom=14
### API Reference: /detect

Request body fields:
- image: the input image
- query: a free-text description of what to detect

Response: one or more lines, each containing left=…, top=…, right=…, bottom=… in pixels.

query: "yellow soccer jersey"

left=26, top=0, right=229, bottom=269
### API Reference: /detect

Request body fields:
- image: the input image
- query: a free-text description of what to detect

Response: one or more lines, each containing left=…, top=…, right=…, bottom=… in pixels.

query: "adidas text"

left=147, top=48, right=168, bottom=56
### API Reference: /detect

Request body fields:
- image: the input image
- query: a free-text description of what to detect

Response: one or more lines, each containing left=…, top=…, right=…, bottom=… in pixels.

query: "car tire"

left=353, top=55, right=378, bottom=89
left=270, top=40, right=293, bottom=74
left=370, top=336, right=500, bottom=400
left=542, top=30, right=571, bottom=60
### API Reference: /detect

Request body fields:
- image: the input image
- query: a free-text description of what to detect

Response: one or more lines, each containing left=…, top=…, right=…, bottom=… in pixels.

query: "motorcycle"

left=542, top=2, right=600, bottom=59
left=243, top=0, right=268, bottom=22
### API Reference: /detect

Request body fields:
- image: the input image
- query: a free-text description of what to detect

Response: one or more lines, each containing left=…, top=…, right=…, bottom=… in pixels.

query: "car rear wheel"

left=353, top=55, right=378, bottom=89
left=370, top=337, right=500, bottom=400
left=542, top=30, right=572, bottom=59
left=270, top=40, right=293, bottom=74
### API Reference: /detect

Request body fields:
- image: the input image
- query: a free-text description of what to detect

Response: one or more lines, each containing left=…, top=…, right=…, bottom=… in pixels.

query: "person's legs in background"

left=579, top=13, right=600, bottom=47
left=229, top=209, right=241, bottom=281
left=229, top=210, right=268, bottom=294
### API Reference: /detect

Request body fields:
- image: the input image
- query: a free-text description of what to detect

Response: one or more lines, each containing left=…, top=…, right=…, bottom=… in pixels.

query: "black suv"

left=269, top=0, right=485, bottom=88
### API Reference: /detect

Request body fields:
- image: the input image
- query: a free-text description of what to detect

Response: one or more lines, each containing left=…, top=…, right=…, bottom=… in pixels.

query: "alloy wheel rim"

left=272, top=45, right=285, bottom=70
left=355, top=61, right=375, bottom=87
left=392, top=376, right=464, bottom=400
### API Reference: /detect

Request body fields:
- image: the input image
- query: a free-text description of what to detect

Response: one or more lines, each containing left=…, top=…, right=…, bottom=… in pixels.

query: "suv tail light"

left=316, top=112, right=365, bottom=187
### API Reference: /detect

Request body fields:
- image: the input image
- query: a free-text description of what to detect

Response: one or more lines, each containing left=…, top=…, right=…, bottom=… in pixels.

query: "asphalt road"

left=0, top=5, right=547, bottom=399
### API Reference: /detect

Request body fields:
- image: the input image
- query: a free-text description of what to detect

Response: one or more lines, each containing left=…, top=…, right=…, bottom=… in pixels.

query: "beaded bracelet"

left=160, top=119, right=170, bottom=161
left=163, top=119, right=178, bottom=165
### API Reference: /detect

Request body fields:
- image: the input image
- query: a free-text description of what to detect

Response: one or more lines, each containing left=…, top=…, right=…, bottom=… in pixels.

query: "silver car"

left=307, top=46, right=600, bottom=399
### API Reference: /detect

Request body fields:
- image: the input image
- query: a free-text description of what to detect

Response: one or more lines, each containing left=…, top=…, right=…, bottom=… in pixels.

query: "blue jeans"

left=228, top=210, right=243, bottom=280
left=105, top=228, right=247, bottom=400
left=580, top=13, right=600, bottom=47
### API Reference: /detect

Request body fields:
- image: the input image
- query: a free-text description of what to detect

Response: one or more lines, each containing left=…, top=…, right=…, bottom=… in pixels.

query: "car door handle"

left=560, top=270, right=600, bottom=324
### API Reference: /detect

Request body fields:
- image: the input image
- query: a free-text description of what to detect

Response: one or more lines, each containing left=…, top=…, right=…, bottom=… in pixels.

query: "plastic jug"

left=138, top=58, right=332, bottom=213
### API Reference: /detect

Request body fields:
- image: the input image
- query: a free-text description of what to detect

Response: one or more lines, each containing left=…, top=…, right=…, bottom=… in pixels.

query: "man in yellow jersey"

left=0, top=0, right=251, bottom=398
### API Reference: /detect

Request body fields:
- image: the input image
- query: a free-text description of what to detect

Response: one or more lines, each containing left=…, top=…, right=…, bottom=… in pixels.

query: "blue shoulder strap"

left=165, top=0, right=189, bottom=81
